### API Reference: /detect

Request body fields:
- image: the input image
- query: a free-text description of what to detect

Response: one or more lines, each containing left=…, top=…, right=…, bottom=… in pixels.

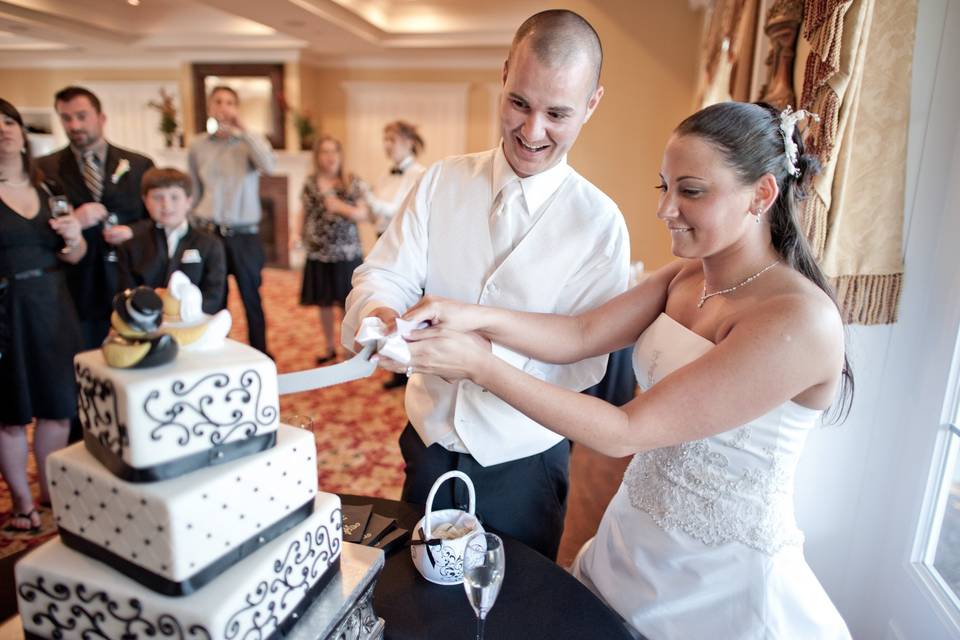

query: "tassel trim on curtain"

left=830, top=273, right=902, bottom=325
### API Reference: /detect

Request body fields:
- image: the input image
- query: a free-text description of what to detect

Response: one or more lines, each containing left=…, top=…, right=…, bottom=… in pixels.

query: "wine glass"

left=103, top=213, right=119, bottom=262
left=49, top=196, right=73, bottom=254
left=49, top=195, right=70, bottom=218
left=463, top=532, right=504, bottom=640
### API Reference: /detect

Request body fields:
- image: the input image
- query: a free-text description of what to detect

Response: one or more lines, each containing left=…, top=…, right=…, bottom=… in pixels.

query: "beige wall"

left=298, top=65, right=501, bottom=158
left=568, top=0, right=702, bottom=269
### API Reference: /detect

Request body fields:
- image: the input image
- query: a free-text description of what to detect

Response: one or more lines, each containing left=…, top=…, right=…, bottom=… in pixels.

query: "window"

left=932, top=433, right=960, bottom=598
left=915, top=331, right=960, bottom=621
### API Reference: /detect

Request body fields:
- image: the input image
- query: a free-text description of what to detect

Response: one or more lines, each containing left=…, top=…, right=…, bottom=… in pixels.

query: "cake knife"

left=277, top=343, right=377, bottom=395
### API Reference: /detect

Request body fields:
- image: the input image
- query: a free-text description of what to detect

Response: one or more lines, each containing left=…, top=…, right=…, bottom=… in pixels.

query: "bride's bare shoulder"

left=743, top=271, right=843, bottom=347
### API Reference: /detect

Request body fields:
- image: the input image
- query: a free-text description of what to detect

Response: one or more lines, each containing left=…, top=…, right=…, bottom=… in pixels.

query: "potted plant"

left=277, top=92, right=316, bottom=150
left=148, top=88, right=179, bottom=148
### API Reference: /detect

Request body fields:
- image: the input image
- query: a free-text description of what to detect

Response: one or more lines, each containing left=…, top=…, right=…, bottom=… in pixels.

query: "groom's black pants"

left=399, top=423, right=570, bottom=561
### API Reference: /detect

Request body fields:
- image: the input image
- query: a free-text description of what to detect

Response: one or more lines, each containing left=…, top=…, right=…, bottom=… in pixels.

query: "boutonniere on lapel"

left=111, top=158, right=131, bottom=184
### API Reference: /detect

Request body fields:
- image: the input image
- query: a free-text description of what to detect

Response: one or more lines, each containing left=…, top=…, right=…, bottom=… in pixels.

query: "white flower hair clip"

left=778, top=106, right=819, bottom=178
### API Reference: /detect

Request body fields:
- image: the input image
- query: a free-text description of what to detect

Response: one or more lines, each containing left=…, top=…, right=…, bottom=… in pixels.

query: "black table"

left=339, top=494, right=634, bottom=640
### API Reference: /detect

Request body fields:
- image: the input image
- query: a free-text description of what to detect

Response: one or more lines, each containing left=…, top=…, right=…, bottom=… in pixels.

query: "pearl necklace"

left=698, top=259, right=781, bottom=309
left=0, top=175, right=30, bottom=187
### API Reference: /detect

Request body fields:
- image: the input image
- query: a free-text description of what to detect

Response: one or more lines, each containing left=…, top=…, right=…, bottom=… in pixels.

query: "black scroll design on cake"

left=76, top=362, right=129, bottom=457
left=145, top=369, right=278, bottom=448
left=223, top=510, right=342, bottom=640
left=18, top=576, right=211, bottom=639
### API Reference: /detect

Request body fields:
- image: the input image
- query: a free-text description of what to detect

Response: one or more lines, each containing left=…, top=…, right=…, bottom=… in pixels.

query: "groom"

left=342, top=10, right=630, bottom=560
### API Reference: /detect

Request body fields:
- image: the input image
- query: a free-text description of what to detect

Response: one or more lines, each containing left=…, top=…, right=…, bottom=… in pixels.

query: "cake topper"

left=103, top=287, right=178, bottom=368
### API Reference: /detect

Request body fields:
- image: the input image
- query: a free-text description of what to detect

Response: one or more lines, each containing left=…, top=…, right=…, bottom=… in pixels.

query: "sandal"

left=316, top=351, right=337, bottom=365
left=5, top=508, right=41, bottom=533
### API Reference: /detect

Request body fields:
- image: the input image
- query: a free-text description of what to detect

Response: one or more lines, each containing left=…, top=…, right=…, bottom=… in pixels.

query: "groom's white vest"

left=407, top=150, right=629, bottom=466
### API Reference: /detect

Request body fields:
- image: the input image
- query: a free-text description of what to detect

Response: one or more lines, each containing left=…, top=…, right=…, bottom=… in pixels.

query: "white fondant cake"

left=74, top=339, right=279, bottom=481
left=16, top=494, right=342, bottom=640
left=47, top=424, right=317, bottom=594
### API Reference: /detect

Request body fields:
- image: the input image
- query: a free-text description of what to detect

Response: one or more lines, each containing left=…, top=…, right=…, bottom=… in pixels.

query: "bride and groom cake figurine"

left=14, top=273, right=347, bottom=639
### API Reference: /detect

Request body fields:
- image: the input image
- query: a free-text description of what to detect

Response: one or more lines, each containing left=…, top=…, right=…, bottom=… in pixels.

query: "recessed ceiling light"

left=127, top=0, right=140, bottom=6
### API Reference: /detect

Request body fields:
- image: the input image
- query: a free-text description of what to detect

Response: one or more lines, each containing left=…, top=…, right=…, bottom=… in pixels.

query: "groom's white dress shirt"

left=343, top=145, right=630, bottom=466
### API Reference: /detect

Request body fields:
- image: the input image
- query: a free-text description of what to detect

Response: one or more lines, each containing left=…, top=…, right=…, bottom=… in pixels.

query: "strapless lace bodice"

left=624, top=313, right=821, bottom=555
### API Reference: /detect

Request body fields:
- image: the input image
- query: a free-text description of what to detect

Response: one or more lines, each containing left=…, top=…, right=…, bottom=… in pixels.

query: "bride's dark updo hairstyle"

left=675, top=100, right=853, bottom=420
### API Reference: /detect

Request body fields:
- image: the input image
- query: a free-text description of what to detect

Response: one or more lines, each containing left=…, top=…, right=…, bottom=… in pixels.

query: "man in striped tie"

left=38, top=86, right=155, bottom=351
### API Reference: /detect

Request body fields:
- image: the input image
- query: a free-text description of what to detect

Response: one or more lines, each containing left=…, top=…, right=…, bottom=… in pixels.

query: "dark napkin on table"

left=341, top=503, right=373, bottom=543
left=374, top=526, right=410, bottom=555
left=361, top=513, right=397, bottom=546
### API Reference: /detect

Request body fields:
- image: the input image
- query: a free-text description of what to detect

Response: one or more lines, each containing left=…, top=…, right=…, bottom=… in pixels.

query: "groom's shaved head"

left=508, top=10, right=603, bottom=90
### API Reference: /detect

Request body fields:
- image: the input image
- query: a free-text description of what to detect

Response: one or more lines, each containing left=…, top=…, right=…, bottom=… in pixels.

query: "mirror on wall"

left=191, top=63, right=285, bottom=149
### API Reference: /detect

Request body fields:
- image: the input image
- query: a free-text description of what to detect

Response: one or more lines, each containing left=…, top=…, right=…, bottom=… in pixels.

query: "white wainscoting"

left=341, top=81, right=469, bottom=251
left=341, top=81, right=469, bottom=183
left=81, top=81, right=180, bottom=160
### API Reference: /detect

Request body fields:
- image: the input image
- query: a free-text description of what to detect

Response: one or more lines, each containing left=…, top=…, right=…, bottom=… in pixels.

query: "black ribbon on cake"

left=83, top=430, right=277, bottom=483
left=59, top=498, right=314, bottom=597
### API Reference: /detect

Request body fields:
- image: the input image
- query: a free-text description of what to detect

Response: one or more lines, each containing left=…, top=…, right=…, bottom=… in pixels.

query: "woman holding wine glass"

left=0, top=98, right=85, bottom=533
left=387, top=102, right=853, bottom=638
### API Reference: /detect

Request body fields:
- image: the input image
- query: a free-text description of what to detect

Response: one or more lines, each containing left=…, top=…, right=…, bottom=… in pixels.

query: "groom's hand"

left=353, top=306, right=399, bottom=353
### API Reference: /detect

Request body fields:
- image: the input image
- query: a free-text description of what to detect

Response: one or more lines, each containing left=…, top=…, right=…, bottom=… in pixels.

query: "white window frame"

left=911, top=326, right=960, bottom=632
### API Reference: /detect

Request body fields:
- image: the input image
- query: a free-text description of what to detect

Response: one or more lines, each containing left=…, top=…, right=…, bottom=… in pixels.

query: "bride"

left=382, top=101, right=854, bottom=639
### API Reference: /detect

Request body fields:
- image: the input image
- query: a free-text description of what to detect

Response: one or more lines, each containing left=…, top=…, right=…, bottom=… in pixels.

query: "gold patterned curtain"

left=695, top=0, right=759, bottom=107
left=796, top=0, right=917, bottom=324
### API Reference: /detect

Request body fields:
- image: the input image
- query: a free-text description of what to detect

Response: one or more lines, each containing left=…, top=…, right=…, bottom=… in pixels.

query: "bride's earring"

left=754, top=207, right=762, bottom=224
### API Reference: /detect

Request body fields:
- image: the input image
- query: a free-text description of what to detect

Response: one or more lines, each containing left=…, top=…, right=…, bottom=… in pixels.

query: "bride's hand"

left=403, top=295, right=483, bottom=333
left=378, top=327, right=492, bottom=384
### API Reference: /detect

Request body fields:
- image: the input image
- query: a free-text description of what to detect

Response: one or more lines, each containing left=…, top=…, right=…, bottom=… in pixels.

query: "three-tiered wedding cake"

left=15, top=285, right=343, bottom=639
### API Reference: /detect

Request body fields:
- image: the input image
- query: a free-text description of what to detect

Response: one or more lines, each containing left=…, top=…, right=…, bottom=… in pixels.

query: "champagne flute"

left=103, top=213, right=119, bottom=262
left=463, top=532, right=504, bottom=640
left=49, top=196, right=73, bottom=254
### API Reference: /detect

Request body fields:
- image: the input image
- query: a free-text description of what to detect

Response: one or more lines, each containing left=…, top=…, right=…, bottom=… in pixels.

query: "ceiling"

left=0, top=0, right=571, bottom=67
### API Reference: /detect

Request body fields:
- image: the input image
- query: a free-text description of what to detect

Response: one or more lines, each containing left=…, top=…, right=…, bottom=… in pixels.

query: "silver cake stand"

left=0, top=542, right=385, bottom=640
left=290, top=542, right=386, bottom=640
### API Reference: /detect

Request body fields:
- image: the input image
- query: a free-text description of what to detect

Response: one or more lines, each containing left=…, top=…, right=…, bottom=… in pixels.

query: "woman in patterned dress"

left=295, top=135, right=371, bottom=364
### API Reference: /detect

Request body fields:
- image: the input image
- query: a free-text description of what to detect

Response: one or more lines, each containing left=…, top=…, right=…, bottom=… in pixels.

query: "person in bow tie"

left=117, top=168, right=226, bottom=314
left=342, top=10, right=630, bottom=561
left=366, top=120, right=426, bottom=237
left=364, top=120, right=427, bottom=389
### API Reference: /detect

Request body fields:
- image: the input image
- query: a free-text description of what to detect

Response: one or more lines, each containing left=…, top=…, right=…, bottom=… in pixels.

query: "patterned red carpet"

left=0, top=268, right=408, bottom=561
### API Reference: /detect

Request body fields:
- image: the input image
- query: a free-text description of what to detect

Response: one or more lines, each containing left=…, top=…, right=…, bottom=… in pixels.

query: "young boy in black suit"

left=118, top=168, right=226, bottom=314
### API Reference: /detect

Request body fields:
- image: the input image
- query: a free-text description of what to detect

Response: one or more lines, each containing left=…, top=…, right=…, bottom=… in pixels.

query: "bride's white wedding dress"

left=571, top=313, right=851, bottom=639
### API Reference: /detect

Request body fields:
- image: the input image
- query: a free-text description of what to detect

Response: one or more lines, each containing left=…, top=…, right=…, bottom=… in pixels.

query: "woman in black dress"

left=294, top=135, right=371, bottom=364
left=0, top=99, right=86, bottom=532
